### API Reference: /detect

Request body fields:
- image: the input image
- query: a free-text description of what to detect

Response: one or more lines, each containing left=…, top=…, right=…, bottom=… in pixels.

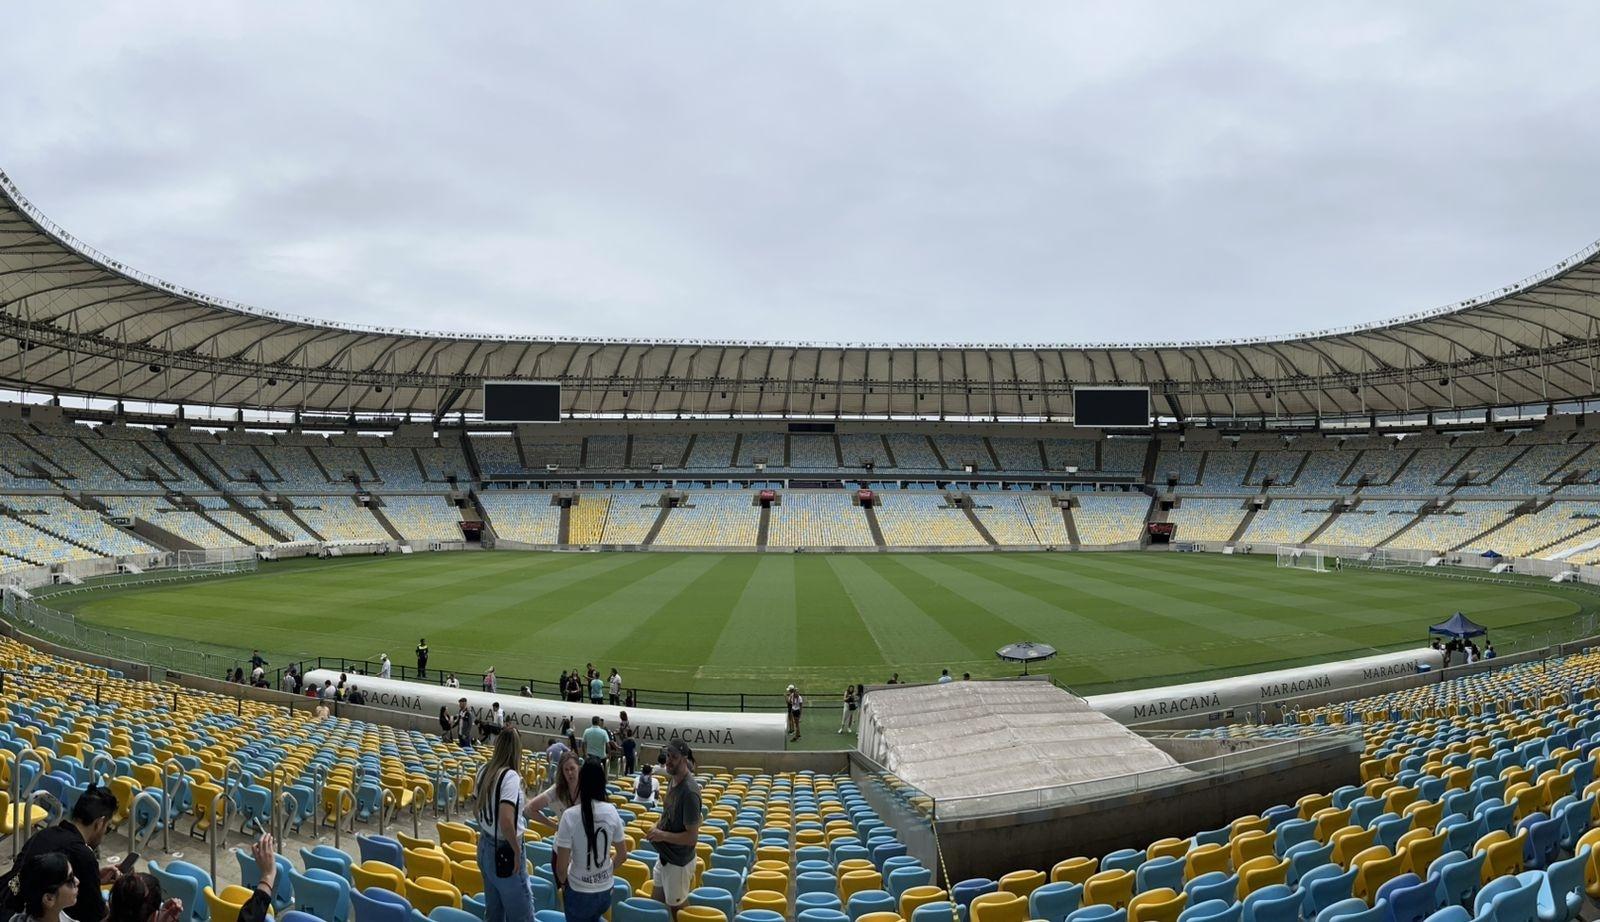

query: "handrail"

left=11, top=747, right=49, bottom=861
left=379, top=789, right=394, bottom=837
left=23, top=790, right=64, bottom=847
left=87, top=751, right=117, bottom=785
left=330, top=787, right=354, bottom=851
left=411, top=784, right=426, bottom=839
left=205, top=787, right=228, bottom=884
left=128, top=790, right=163, bottom=854
left=159, top=759, right=186, bottom=856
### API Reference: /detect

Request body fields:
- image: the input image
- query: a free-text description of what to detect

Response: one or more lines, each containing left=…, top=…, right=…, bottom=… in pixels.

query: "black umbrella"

left=996, top=642, right=1058, bottom=675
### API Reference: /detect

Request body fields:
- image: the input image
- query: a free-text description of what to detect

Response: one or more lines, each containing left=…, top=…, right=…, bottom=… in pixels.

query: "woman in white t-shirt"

left=474, top=728, right=532, bottom=922
left=555, top=759, right=629, bottom=922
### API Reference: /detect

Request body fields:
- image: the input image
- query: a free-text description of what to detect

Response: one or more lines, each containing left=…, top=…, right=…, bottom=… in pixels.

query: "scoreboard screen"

left=1074, top=387, right=1150, bottom=427
left=483, top=381, right=561, bottom=423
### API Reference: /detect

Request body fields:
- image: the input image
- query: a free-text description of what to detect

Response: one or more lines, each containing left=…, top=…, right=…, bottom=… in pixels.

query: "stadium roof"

left=3, top=167, right=1600, bottom=422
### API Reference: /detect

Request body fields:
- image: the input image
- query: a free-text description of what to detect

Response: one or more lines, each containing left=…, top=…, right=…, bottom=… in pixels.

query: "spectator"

left=230, top=835, right=278, bottom=922
left=106, top=873, right=183, bottom=922
left=475, top=728, right=532, bottom=922
left=588, top=673, right=604, bottom=705
left=3, top=785, right=120, bottom=922
left=838, top=684, right=857, bottom=734
left=483, top=667, right=497, bottom=694
left=7, top=852, right=78, bottom=922
left=565, top=672, right=582, bottom=703
left=527, top=751, right=582, bottom=822
left=624, top=689, right=637, bottom=709
left=1486, top=642, right=1497, bottom=659
left=887, top=672, right=900, bottom=685
left=555, top=759, right=629, bottom=922
left=786, top=685, right=804, bottom=742
left=455, top=698, right=475, bottom=747
left=249, top=649, right=268, bottom=671
left=415, top=638, right=429, bottom=678
left=520, top=684, right=533, bottom=698
left=250, top=663, right=265, bottom=686
left=632, top=764, right=657, bottom=807
left=938, top=669, right=953, bottom=684
left=546, top=736, right=571, bottom=770
left=645, top=741, right=701, bottom=919
left=378, top=654, right=391, bottom=681
left=231, top=667, right=245, bottom=684
left=962, top=673, right=970, bottom=680
left=484, top=703, right=505, bottom=739
left=439, top=706, right=455, bottom=740
left=313, top=702, right=331, bottom=719
left=582, top=717, right=610, bottom=766
left=345, top=685, right=365, bottom=706
left=445, top=673, right=460, bottom=690
left=618, top=711, right=637, bottom=775
left=608, top=669, right=622, bottom=706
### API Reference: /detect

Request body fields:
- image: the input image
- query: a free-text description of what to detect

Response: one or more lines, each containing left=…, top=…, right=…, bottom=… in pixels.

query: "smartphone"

left=118, top=853, right=140, bottom=874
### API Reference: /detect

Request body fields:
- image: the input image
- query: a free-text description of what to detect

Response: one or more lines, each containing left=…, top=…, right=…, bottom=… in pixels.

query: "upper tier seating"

left=686, top=434, right=737, bottom=470
left=885, top=434, right=942, bottom=471
left=839, top=433, right=892, bottom=469
left=990, top=437, right=1044, bottom=471
left=517, top=433, right=582, bottom=471
left=737, top=433, right=786, bottom=469
left=789, top=434, right=840, bottom=470
left=583, top=434, right=628, bottom=469
left=630, top=434, right=690, bottom=469
left=1099, top=438, right=1150, bottom=475
left=469, top=435, right=522, bottom=475
left=766, top=492, right=874, bottom=547
left=933, top=435, right=994, bottom=470
left=1469, top=501, right=1600, bottom=559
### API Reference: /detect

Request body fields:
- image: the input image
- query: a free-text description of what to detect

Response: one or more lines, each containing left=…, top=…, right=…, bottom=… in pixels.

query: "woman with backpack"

left=554, top=760, right=629, bottom=922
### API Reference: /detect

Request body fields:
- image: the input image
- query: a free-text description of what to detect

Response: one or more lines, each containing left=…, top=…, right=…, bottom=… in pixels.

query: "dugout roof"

left=3, top=167, right=1600, bottom=422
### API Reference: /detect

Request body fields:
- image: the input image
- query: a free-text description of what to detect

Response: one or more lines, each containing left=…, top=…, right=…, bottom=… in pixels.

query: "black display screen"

left=1073, top=388, right=1150, bottom=427
left=482, top=382, right=561, bottom=423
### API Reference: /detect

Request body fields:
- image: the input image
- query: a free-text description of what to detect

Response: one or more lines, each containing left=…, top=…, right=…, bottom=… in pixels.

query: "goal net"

left=1276, top=547, right=1329, bottom=572
left=1364, top=549, right=1417, bottom=570
left=174, top=548, right=260, bottom=575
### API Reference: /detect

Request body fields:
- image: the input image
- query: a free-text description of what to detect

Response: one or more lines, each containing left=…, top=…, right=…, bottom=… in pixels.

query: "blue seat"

left=909, top=904, right=955, bottom=922
left=148, top=863, right=206, bottom=922
left=534, top=911, right=566, bottom=922
left=530, top=876, right=558, bottom=913
left=1103, top=849, right=1146, bottom=873
left=302, top=845, right=355, bottom=884
left=687, top=887, right=737, bottom=919
left=613, top=897, right=671, bottom=922
left=1383, top=873, right=1442, bottom=922
left=279, top=912, right=326, bottom=922
left=351, top=888, right=413, bottom=922
left=1287, top=841, right=1336, bottom=886
left=1242, top=884, right=1300, bottom=922
left=431, top=909, right=479, bottom=922
left=1518, top=814, right=1562, bottom=870
left=711, top=848, right=751, bottom=873
left=847, top=890, right=896, bottom=922
left=1319, top=898, right=1388, bottom=922
left=1474, top=870, right=1541, bottom=922
left=1178, top=901, right=1241, bottom=922
left=1475, top=800, right=1514, bottom=835
left=289, top=867, right=350, bottom=922
left=1300, top=865, right=1358, bottom=918
left=872, top=842, right=908, bottom=869
left=1439, top=816, right=1489, bottom=858
left=1136, top=857, right=1184, bottom=894
left=798, top=872, right=838, bottom=897
left=462, top=895, right=486, bottom=920
left=887, top=866, right=933, bottom=901
left=800, top=910, right=853, bottom=922
left=796, top=893, right=844, bottom=914
left=1275, top=820, right=1317, bottom=857
left=235, top=848, right=293, bottom=911
left=1373, top=814, right=1413, bottom=853
left=1432, top=852, right=1486, bottom=910
left=1536, top=850, right=1585, bottom=922
left=1030, top=882, right=1083, bottom=922
left=1066, top=906, right=1126, bottom=922
left=951, top=879, right=997, bottom=908
left=701, top=869, right=744, bottom=902
left=358, top=835, right=406, bottom=868
left=1185, top=873, right=1239, bottom=907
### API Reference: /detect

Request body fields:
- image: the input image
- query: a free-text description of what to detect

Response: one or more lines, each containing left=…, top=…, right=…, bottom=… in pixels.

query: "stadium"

left=7, top=11, right=1600, bottom=922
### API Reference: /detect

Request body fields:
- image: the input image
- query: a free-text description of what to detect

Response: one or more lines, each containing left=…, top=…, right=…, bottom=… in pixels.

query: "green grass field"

left=44, top=550, right=1600, bottom=700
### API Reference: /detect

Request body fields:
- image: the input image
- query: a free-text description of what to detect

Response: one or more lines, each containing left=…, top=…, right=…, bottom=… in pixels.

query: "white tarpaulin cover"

left=858, top=680, right=1185, bottom=803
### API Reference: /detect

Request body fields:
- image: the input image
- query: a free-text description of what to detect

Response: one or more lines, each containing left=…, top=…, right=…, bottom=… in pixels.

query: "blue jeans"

left=562, top=886, right=612, bottom=922
left=477, top=834, right=534, bottom=922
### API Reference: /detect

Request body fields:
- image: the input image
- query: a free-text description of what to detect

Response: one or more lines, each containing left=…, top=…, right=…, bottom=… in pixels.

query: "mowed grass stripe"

left=823, top=555, right=984, bottom=671
left=598, top=555, right=760, bottom=678
left=790, top=557, right=890, bottom=680
left=704, top=556, right=800, bottom=681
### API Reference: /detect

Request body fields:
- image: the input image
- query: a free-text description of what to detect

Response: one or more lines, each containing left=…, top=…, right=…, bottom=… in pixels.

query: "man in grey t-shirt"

left=646, top=740, right=702, bottom=916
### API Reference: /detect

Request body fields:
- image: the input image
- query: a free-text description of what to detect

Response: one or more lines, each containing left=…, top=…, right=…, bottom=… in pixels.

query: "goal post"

left=173, top=547, right=260, bottom=575
left=1276, top=546, right=1330, bottom=573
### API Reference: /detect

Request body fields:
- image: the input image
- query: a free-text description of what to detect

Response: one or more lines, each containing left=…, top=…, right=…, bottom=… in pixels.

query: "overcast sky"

left=6, top=4, right=1599, bottom=345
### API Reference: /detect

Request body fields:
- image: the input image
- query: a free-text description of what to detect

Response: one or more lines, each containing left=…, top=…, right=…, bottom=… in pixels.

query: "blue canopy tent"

left=1429, top=611, right=1489, bottom=639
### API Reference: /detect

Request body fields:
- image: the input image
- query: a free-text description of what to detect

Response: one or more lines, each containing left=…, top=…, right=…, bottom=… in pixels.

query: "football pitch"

left=46, top=550, right=1600, bottom=698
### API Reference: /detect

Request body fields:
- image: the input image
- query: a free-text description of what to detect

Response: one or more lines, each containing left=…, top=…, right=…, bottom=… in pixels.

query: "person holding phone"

left=3, top=786, right=122, bottom=921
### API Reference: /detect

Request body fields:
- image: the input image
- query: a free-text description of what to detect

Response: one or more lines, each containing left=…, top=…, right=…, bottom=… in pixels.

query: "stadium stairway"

left=367, top=500, right=407, bottom=542
left=1141, top=493, right=1165, bottom=546
left=1227, top=501, right=1261, bottom=546
left=1300, top=502, right=1344, bottom=545
left=280, top=503, right=328, bottom=542
left=1375, top=502, right=1440, bottom=550
left=557, top=501, right=572, bottom=545
left=958, top=496, right=1000, bottom=546
left=863, top=502, right=887, bottom=547
left=1061, top=501, right=1082, bottom=546
left=757, top=502, right=770, bottom=548
left=641, top=502, right=672, bottom=545
left=1449, top=499, right=1539, bottom=553
left=466, top=491, right=499, bottom=546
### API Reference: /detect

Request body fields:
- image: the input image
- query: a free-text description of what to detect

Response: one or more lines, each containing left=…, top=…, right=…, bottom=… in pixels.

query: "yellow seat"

left=1402, top=800, right=1443, bottom=833
left=203, top=886, right=252, bottom=922
left=1230, top=831, right=1275, bottom=872
left=1475, top=829, right=1527, bottom=884
left=1083, top=869, right=1134, bottom=910
left=1298, top=793, right=1335, bottom=819
left=442, top=841, right=476, bottom=863
left=404, top=877, right=462, bottom=915
left=1129, top=888, right=1187, bottom=922
left=677, top=907, right=727, bottom=922
left=1183, top=844, right=1229, bottom=881
left=1235, top=856, right=1288, bottom=900
left=900, top=886, right=949, bottom=918
left=1396, top=828, right=1447, bottom=879
left=1352, top=847, right=1405, bottom=904
left=1330, top=826, right=1379, bottom=867
left=998, top=869, right=1045, bottom=897
left=437, top=821, right=475, bottom=847
left=322, top=784, right=354, bottom=825
left=840, top=869, right=884, bottom=902
left=740, top=891, right=787, bottom=914
left=618, top=859, right=651, bottom=894
left=969, top=892, right=1029, bottom=922
left=837, top=859, right=876, bottom=877
left=397, top=831, right=437, bottom=852
left=1052, top=857, right=1098, bottom=885
left=1313, top=809, right=1354, bottom=844
left=0, top=791, right=50, bottom=837
left=405, top=848, right=451, bottom=882
left=1230, top=816, right=1269, bottom=838
left=449, top=859, right=483, bottom=897
left=1147, top=838, right=1190, bottom=862
left=353, top=861, right=407, bottom=893
left=1575, top=828, right=1600, bottom=899
left=747, top=869, right=789, bottom=896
